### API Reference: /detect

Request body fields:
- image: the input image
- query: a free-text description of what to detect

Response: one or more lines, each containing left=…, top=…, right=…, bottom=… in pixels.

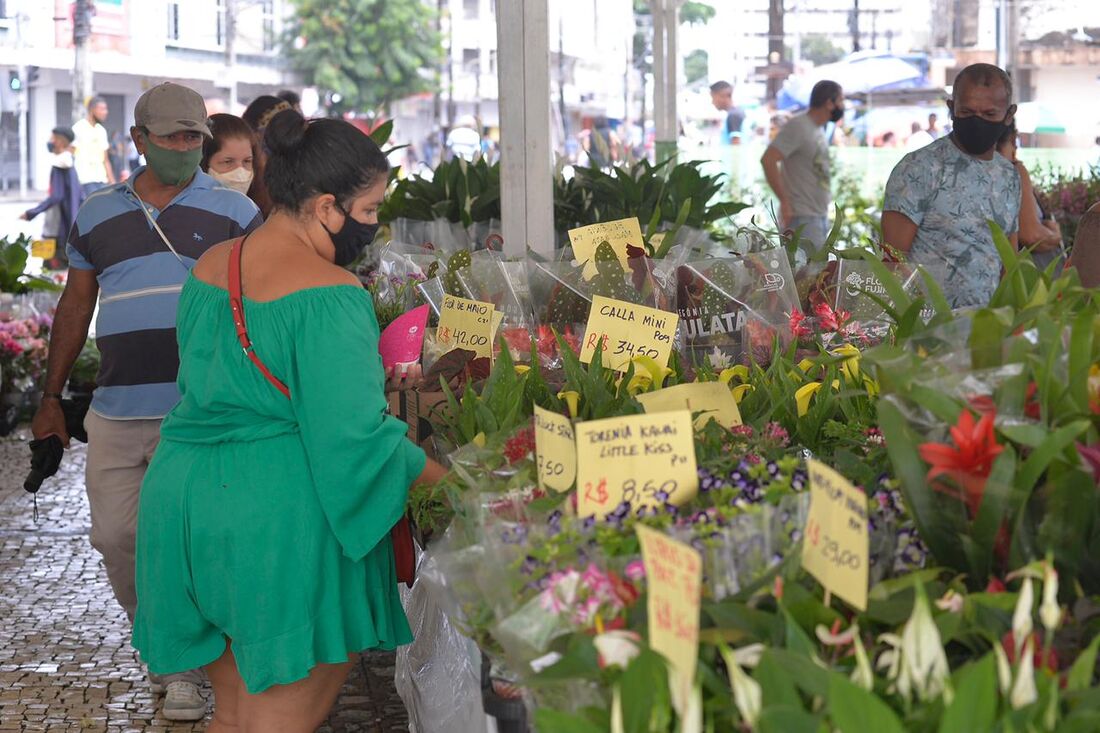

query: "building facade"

left=0, top=0, right=294, bottom=191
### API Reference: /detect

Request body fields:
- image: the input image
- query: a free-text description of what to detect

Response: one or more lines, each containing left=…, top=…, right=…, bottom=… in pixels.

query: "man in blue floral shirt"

left=882, top=64, right=1020, bottom=308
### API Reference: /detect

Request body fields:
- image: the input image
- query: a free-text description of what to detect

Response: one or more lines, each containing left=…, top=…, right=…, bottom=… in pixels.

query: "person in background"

left=709, top=80, right=746, bottom=145
left=1065, top=201, right=1100, bottom=287
left=276, top=89, right=302, bottom=114
left=445, top=115, right=482, bottom=161
left=201, top=114, right=256, bottom=199
left=19, top=126, right=84, bottom=270
left=242, top=95, right=291, bottom=218
left=995, top=122, right=1064, bottom=272
left=30, top=82, right=262, bottom=723
left=927, top=112, right=942, bottom=140
left=905, top=121, right=933, bottom=151
left=881, top=63, right=1020, bottom=308
left=132, top=108, right=447, bottom=729
left=72, top=96, right=116, bottom=197
left=760, top=79, right=845, bottom=252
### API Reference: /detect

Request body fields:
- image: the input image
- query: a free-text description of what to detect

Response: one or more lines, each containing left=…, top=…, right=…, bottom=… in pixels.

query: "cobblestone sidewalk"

left=0, top=430, right=409, bottom=732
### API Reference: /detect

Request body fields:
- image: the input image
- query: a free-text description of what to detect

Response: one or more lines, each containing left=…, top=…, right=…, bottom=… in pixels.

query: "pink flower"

left=624, top=560, right=646, bottom=581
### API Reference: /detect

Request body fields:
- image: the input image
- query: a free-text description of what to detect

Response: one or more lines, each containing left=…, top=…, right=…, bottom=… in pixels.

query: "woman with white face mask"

left=201, top=113, right=256, bottom=198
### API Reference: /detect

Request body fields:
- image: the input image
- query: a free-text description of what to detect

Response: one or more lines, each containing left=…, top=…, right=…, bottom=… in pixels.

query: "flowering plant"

left=363, top=270, right=426, bottom=331
left=0, top=314, right=51, bottom=394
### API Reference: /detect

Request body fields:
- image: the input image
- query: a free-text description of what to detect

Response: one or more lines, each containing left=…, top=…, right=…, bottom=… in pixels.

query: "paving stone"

left=0, top=429, right=410, bottom=731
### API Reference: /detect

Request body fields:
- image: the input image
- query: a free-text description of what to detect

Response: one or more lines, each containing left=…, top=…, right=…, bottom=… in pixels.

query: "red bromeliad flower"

left=813, top=301, right=850, bottom=332
left=789, top=310, right=812, bottom=339
left=918, top=409, right=1004, bottom=516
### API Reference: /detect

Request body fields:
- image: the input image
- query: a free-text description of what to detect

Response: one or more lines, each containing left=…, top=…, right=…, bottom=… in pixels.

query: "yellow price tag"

left=437, top=294, right=494, bottom=359
left=636, top=381, right=742, bottom=430
left=575, top=410, right=697, bottom=519
left=31, top=239, right=57, bottom=260
left=568, top=217, right=644, bottom=280
left=579, top=295, right=679, bottom=373
left=801, top=459, right=870, bottom=611
left=636, top=524, right=702, bottom=715
left=533, top=405, right=576, bottom=493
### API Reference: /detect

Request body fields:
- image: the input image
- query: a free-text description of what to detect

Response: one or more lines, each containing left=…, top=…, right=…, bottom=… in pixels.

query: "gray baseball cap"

left=134, top=82, right=212, bottom=138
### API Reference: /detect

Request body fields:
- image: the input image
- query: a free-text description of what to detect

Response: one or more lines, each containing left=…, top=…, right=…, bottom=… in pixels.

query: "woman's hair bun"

left=263, top=109, right=309, bottom=156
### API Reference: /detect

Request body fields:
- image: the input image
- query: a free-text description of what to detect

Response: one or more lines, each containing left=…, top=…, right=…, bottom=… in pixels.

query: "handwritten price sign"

left=575, top=410, right=697, bottom=519
left=568, top=217, right=643, bottom=280
left=801, top=458, right=869, bottom=611
left=636, top=524, right=702, bottom=716
left=636, top=381, right=743, bottom=430
left=579, top=295, right=679, bottom=373
left=534, top=405, right=576, bottom=493
left=437, top=294, right=495, bottom=359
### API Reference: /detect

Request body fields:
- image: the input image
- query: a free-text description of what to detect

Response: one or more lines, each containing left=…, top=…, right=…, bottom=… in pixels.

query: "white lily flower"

left=1012, top=578, right=1035, bottom=658
left=992, top=641, right=1013, bottom=696
left=721, top=645, right=762, bottom=727
left=1009, top=636, right=1038, bottom=709
left=851, top=633, right=874, bottom=691
left=593, top=630, right=642, bottom=669
left=1039, top=565, right=1061, bottom=633
left=898, top=584, right=952, bottom=703
left=935, top=589, right=964, bottom=614
left=728, top=642, right=765, bottom=669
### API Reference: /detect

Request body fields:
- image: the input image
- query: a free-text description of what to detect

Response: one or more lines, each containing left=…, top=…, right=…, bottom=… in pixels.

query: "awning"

left=778, top=54, right=925, bottom=110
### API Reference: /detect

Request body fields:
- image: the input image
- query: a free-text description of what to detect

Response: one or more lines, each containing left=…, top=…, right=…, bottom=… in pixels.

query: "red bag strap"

left=229, top=235, right=291, bottom=399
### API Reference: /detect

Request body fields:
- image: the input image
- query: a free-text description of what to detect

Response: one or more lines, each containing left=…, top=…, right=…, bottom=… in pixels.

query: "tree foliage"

left=684, top=49, right=708, bottom=85
left=284, top=0, right=443, bottom=114
left=801, top=33, right=845, bottom=66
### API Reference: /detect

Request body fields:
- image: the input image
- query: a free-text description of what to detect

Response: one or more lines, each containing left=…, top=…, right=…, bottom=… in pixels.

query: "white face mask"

left=210, top=166, right=254, bottom=195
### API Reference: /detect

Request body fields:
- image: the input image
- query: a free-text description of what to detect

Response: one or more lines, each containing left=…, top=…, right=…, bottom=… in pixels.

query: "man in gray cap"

left=31, top=82, right=262, bottom=722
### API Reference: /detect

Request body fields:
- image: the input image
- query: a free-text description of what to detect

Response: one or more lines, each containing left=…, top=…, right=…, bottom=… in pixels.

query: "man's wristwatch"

left=41, top=392, right=63, bottom=402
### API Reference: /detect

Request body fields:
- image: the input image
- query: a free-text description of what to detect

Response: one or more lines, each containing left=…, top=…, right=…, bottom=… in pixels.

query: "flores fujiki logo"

left=761, top=259, right=786, bottom=293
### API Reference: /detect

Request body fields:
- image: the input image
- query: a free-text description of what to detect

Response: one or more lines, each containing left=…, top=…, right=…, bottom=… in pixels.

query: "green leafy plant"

left=380, top=156, right=501, bottom=227
left=0, top=236, right=63, bottom=294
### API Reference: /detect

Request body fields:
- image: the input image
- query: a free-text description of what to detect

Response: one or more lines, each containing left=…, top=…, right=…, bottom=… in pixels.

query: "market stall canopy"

left=778, top=53, right=926, bottom=111
left=1014, top=101, right=1068, bottom=135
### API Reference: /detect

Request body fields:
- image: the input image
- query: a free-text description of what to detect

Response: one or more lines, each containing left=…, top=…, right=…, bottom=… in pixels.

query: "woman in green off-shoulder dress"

left=133, top=110, right=447, bottom=731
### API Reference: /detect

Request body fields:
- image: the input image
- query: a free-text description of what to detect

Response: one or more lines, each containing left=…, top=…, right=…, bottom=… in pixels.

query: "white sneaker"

left=162, top=680, right=206, bottom=722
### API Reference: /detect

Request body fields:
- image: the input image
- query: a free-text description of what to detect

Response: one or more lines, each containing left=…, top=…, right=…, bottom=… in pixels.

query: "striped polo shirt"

left=67, top=167, right=262, bottom=420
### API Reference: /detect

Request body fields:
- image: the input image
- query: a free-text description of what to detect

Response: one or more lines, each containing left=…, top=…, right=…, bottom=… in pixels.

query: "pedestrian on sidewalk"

left=71, top=96, right=116, bottom=197
left=760, top=79, right=845, bottom=253
left=132, top=108, right=447, bottom=730
left=881, top=63, right=1020, bottom=308
left=30, top=82, right=262, bottom=722
left=19, top=126, right=84, bottom=270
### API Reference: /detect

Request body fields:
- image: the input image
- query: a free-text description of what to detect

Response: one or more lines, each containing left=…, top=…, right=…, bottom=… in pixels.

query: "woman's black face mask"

left=322, top=203, right=379, bottom=267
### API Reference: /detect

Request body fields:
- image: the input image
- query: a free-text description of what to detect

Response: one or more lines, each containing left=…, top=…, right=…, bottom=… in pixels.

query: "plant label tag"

left=636, top=381, right=743, bottom=430
left=575, top=410, right=697, bottom=519
left=31, top=239, right=56, bottom=259
left=636, top=524, right=702, bottom=716
left=534, top=405, right=576, bottom=493
left=801, top=458, right=869, bottom=611
left=579, top=295, right=679, bottom=373
left=437, top=294, right=494, bottom=359
left=568, top=217, right=643, bottom=280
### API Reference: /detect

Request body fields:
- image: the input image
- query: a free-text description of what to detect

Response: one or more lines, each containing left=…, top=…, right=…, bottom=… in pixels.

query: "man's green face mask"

left=142, top=134, right=202, bottom=187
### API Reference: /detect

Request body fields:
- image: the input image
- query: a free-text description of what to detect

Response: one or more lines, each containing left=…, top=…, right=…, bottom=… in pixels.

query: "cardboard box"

left=388, top=390, right=450, bottom=459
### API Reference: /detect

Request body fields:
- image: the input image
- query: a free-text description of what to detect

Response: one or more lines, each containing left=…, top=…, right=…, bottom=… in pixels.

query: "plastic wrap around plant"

left=676, top=251, right=799, bottom=369
left=395, top=545, right=486, bottom=733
